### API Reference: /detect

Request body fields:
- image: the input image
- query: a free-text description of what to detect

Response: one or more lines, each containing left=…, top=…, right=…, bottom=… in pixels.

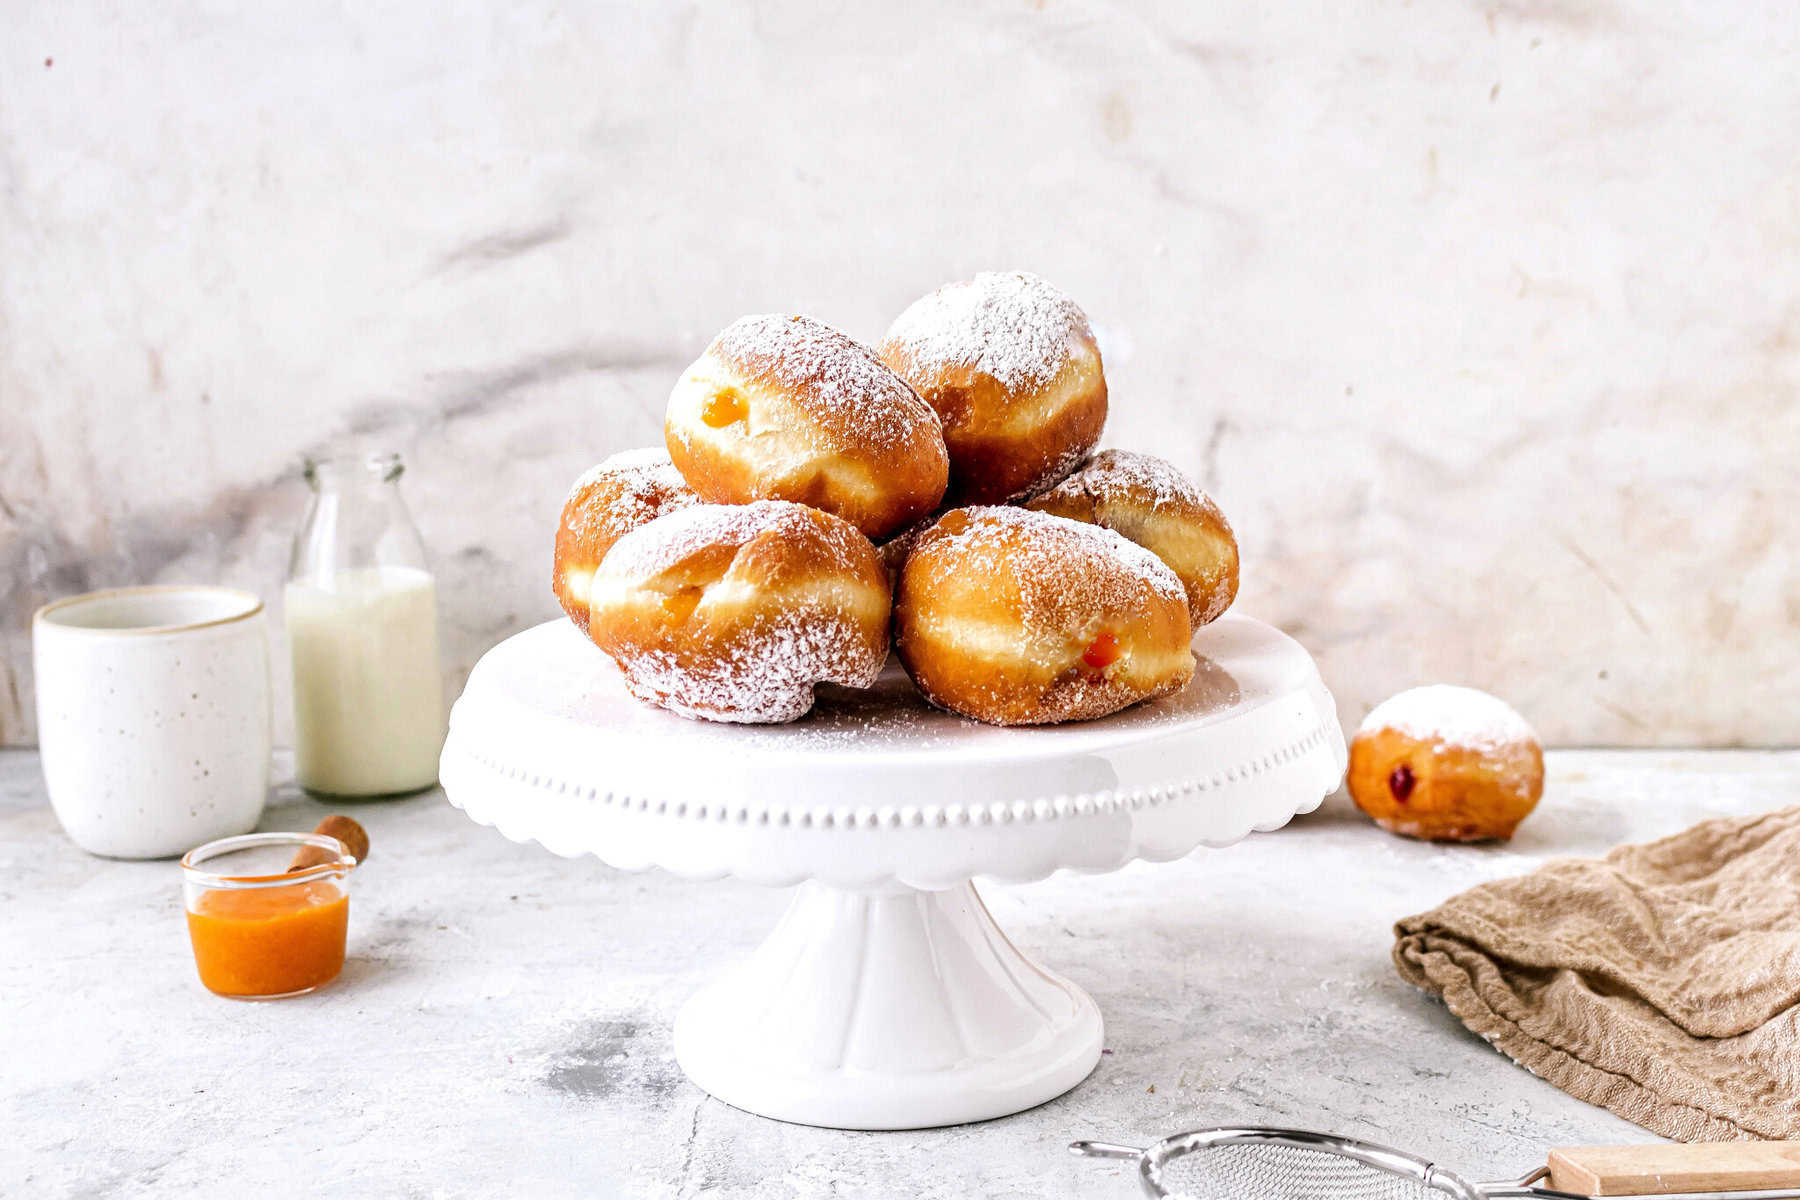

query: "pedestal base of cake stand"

left=672, top=879, right=1101, bottom=1130
left=441, top=616, right=1348, bottom=1131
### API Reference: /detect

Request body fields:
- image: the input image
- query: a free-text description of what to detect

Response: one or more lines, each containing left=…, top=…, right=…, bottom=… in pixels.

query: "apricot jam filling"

left=663, top=584, right=705, bottom=622
left=1081, top=632, right=1120, bottom=672
left=187, top=880, right=348, bottom=999
left=702, top=388, right=748, bottom=428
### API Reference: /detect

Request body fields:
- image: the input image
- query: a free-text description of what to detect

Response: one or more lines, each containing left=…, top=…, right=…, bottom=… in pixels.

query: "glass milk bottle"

left=285, top=452, right=446, bottom=797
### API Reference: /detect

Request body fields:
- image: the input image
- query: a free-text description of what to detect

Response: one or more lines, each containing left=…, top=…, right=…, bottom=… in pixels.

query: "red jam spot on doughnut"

left=1388, top=763, right=1416, bottom=804
left=702, top=389, right=747, bottom=429
left=1081, top=632, right=1120, bottom=672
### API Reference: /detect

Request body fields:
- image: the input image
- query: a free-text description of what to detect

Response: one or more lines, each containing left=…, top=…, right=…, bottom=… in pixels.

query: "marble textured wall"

left=3, top=1, right=1797, bottom=747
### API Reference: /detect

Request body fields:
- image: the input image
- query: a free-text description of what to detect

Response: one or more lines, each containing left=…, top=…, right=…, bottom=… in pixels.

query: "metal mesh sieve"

left=1073, top=1128, right=1495, bottom=1200
left=1151, top=1138, right=1450, bottom=1200
left=1073, top=1126, right=1800, bottom=1200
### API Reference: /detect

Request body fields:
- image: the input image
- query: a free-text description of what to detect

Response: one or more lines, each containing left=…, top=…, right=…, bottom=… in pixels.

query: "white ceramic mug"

left=33, top=586, right=272, bottom=859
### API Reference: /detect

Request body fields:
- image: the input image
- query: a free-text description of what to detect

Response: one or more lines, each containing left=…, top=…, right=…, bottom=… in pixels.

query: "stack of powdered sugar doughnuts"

left=551, top=271, right=1240, bottom=726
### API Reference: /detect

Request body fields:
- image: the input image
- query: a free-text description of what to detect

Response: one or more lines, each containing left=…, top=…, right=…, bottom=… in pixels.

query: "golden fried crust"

left=893, top=353, right=1106, bottom=504
left=877, top=272, right=1107, bottom=504
left=1027, top=449, right=1239, bottom=631
left=586, top=501, right=892, bottom=724
left=664, top=314, right=949, bottom=540
left=1348, top=726, right=1545, bottom=842
left=893, top=507, right=1193, bottom=725
left=552, top=449, right=700, bottom=634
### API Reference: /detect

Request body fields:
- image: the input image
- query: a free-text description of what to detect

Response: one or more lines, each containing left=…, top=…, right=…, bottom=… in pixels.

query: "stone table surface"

left=5, top=748, right=1797, bottom=1199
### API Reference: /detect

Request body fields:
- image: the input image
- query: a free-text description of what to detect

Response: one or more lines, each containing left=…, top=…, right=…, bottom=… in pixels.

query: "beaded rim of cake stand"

left=447, top=716, right=1340, bottom=832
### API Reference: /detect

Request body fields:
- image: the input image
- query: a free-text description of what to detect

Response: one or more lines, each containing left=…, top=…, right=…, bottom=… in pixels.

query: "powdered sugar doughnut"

left=1348, top=685, right=1544, bottom=841
left=552, top=448, right=700, bottom=634
left=894, top=507, right=1193, bottom=725
left=665, top=314, right=949, bottom=540
left=586, top=501, right=891, bottom=724
left=1027, top=450, right=1238, bottom=631
left=878, top=272, right=1106, bottom=504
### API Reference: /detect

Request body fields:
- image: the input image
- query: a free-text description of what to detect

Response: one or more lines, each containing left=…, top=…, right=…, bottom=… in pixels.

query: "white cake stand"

left=439, top=615, right=1346, bottom=1130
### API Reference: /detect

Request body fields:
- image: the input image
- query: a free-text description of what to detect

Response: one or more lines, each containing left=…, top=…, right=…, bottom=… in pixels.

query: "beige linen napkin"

left=1393, top=806, right=1800, bottom=1141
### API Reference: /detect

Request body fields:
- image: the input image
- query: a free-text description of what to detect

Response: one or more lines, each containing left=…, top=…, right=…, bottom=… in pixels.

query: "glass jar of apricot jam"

left=181, top=832, right=355, bottom=1000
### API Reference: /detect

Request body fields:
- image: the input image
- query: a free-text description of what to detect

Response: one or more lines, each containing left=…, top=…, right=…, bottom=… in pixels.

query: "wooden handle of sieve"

left=1548, top=1144, right=1800, bottom=1196
left=287, top=815, right=369, bottom=872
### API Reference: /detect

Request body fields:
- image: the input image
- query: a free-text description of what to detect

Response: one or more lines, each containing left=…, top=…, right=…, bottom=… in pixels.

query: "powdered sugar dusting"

left=710, top=314, right=936, bottom=452
left=931, top=506, right=1185, bottom=623
left=1039, top=448, right=1196, bottom=510
left=880, top=272, right=1095, bottom=391
left=1359, top=685, right=1538, bottom=752
left=600, top=500, right=866, bottom=582
left=594, top=446, right=676, bottom=473
left=565, top=448, right=689, bottom=513
left=1025, top=438, right=1096, bottom=502
left=615, top=615, right=883, bottom=725
left=594, top=501, right=887, bottom=724
left=559, top=447, right=698, bottom=558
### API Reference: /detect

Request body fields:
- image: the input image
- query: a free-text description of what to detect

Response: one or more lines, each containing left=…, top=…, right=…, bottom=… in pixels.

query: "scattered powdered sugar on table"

left=1358, top=684, right=1537, bottom=751
left=879, top=271, right=1094, bottom=390
left=709, top=314, right=935, bottom=451
left=786, top=671, right=961, bottom=746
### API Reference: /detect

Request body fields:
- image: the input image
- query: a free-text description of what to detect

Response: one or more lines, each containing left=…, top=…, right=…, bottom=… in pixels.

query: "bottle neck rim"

left=305, top=452, right=404, bottom=488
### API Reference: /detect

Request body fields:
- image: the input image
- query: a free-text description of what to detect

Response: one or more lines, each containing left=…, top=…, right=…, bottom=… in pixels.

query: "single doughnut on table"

left=439, top=614, right=1347, bottom=1130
